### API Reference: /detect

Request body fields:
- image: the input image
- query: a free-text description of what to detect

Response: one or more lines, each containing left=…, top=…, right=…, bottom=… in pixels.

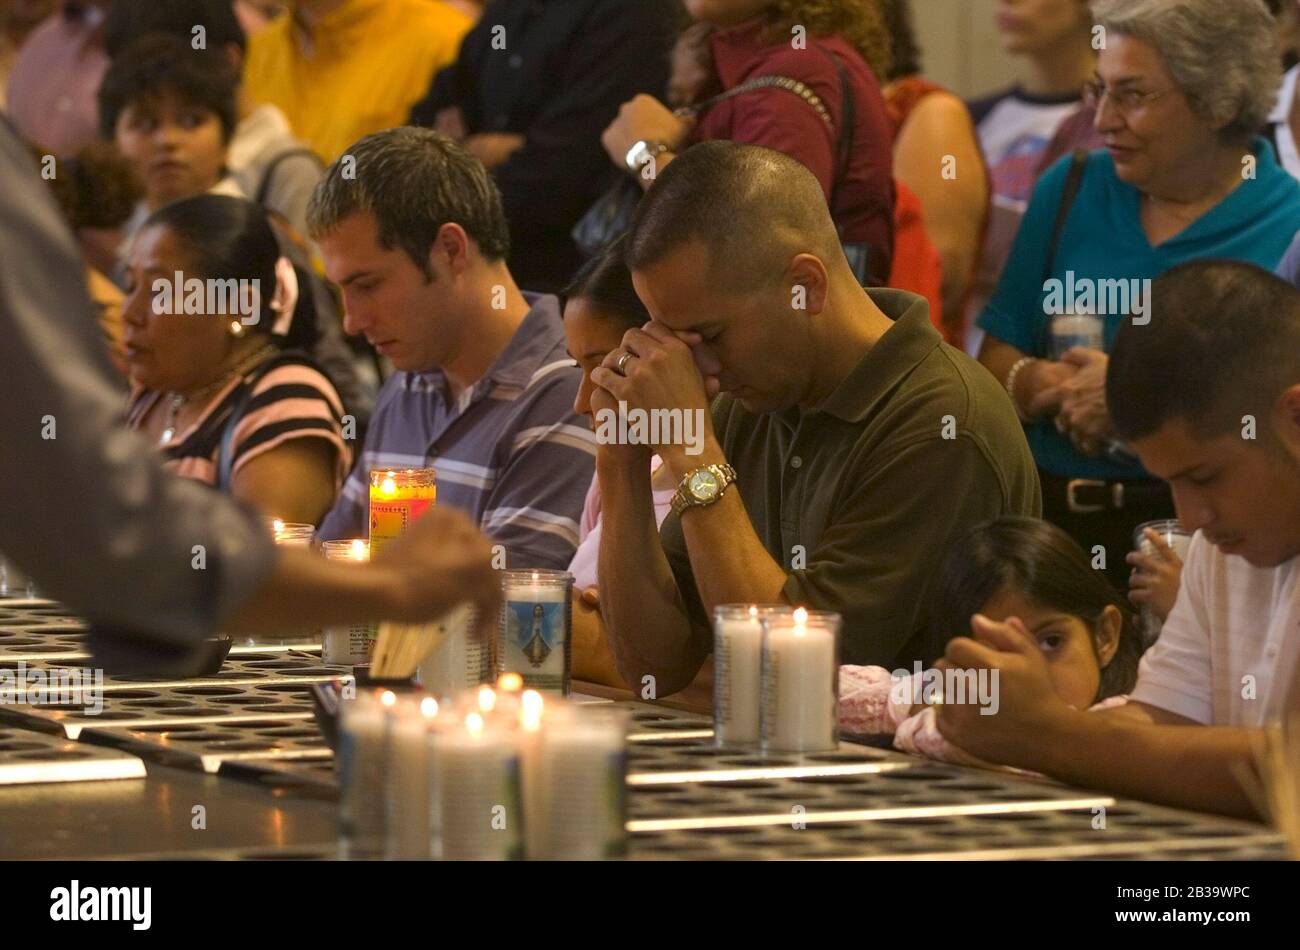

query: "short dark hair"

left=104, top=0, right=246, bottom=60
left=98, top=34, right=239, bottom=141
left=933, top=517, right=1144, bottom=702
left=306, top=126, right=511, bottom=278
left=624, top=140, right=843, bottom=291
left=561, top=237, right=649, bottom=331
left=1108, top=259, right=1300, bottom=443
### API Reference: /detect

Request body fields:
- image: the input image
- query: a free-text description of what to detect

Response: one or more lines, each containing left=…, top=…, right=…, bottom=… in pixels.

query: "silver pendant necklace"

left=158, top=344, right=278, bottom=446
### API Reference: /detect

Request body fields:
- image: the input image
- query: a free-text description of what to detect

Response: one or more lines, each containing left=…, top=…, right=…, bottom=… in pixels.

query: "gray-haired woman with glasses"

left=976, top=0, right=1300, bottom=592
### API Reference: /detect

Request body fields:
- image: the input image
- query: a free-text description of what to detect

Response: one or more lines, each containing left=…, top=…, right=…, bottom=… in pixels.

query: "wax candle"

left=269, top=518, right=315, bottom=546
left=760, top=608, right=840, bottom=754
left=320, top=539, right=374, bottom=666
left=713, top=605, right=789, bottom=748
left=429, top=711, right=524, bottom=860
left=337, top=689, right=391, bottom=859
left=367, top=468, right=436, bottom=556
left=523, top=705, right=628, bottom=860
left=385, top=695, right=439, bottom=859
left=244, top=520, right=318, bottom=647
left=498, top=570, right=573, bottom=694
left=416, top=603, right=490, bottom=696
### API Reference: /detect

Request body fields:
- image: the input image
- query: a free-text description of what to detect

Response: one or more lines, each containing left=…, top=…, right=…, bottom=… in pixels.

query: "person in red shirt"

left=601, top=0, right=896, bottom=286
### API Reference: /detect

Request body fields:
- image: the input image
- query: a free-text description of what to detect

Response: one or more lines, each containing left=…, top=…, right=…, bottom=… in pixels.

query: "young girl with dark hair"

left=839, top=516, right=1144, bottom=766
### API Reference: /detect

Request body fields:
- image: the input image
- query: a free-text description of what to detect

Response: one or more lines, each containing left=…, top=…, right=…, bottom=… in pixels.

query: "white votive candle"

left=337, top=689, right=390, bottom=859
left=416, top=603, right=488, bottom=696
left=385, top=695, right=439, bottom=859
left=321, top=539, right=374, bottom=666
left=429, top=711, right=523, bottom=860
left=713, top=604, right=786, bottom=748
left=524, top=706, right=628, bottom=860
left=761, top=608, right=840, bottom=754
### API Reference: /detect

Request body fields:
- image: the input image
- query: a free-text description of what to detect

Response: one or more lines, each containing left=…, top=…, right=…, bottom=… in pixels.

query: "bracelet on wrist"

left=1004, top=356, right=1036, bottom=423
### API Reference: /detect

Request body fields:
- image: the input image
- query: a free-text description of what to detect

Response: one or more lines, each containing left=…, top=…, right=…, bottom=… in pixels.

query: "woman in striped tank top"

left=121, top=194, right=351, bottom=524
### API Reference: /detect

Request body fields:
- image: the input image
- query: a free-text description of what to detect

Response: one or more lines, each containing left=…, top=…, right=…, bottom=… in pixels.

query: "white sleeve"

left=1128, top=532, right=1215, bottom=724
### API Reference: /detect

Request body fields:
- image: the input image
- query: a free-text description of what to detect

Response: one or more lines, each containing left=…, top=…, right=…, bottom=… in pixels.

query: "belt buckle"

left=1066, top=479, right=1107, bottom=514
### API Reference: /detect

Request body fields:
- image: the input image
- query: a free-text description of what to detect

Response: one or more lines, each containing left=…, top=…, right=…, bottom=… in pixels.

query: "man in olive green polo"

left=591, top=141, right=1040, bottom=697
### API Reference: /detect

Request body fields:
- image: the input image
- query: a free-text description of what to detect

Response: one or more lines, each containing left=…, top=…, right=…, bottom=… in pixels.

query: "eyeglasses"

left=1082, top=78, right=1171, bottom=115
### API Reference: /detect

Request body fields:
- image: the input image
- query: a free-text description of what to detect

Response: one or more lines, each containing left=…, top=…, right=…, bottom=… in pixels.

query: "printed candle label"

left=368, top=497, right=434, bottom=554
left=501, top=600, right=567, bottom=692
left=533, top=749, right=627, bottom=860
left=418, top=611, right=490, bottom=694
left=713, top=620, right=762, bottom=745
left=431, top=747, right=523, bottom=861
left=323, top=623, right=374, bottom=667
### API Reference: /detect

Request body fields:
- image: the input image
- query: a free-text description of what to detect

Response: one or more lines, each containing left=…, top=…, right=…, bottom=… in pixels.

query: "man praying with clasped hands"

left=591, top=141, right=1041, bottom=697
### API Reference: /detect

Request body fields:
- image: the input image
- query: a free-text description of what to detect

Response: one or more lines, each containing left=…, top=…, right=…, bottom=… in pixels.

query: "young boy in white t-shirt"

left=936, top=260, right=1300, bottom=818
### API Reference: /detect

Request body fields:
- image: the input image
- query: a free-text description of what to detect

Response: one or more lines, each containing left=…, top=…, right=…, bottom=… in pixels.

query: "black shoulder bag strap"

left=255, top=147, right=321, bottom=207
left=216, top=350, right=326, bottom=491
left=1044, top=148, right=1089, bottom=283
left=1036, top=148, right=1089, bottom=355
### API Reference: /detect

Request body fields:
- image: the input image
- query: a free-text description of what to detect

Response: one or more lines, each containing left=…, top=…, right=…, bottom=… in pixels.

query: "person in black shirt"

left=411, top=0, right=679, bottom=293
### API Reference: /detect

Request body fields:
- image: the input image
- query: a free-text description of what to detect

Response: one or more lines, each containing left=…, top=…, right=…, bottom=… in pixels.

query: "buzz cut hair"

left=623, top=140, right=845, bottom=292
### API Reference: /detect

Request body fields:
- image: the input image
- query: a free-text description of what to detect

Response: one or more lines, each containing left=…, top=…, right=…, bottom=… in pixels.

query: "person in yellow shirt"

left=244, top=0, right=470, bottom=163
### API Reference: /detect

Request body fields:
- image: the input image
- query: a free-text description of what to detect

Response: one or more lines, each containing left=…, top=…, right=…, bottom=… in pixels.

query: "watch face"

left=688, top=469, right=720, bottom=501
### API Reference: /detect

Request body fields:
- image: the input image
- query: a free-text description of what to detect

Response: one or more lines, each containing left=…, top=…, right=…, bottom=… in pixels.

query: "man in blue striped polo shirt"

left=310, top=127, right=595, bottom=570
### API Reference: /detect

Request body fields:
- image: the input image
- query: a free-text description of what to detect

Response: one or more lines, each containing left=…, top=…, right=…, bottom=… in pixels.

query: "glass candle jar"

left=497, top=570, right=573, bottom=695
left=428, top=709, right=524, bottom=861
left=760, top=607, right=841, bottom=754
left=713, top=604, right=793, bottom=749
left=367, top=468, right=437, bottom=556
left=337, top=689, right=391, bottom=859
left=320, top=539, right=374, bottom=666
left=521, top=703, right=628, bottom=860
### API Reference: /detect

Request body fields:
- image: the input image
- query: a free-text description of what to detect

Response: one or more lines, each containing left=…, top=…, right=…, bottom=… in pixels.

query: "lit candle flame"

left=380, top=476, right=396, bottom=496
left=748, top=605, right=758, bottom=619
left=420, top=697, right=438, bottom=719
left=272, top=518, right=285, bottom=537
left=477, top=686, right=497, bottom=713
left=465, top=711, right=484, bottom=738
left=497, top=672, right=523, bottom=692
left=793, top=606, right=808, bottom=637
left=349, top=539, right=367, bottom=560
left=520, top=689, right=544, bottom=732
left=380, top=690, right=397, bottom=707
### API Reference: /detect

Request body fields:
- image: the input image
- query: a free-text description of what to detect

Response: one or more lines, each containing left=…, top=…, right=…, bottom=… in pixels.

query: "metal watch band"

left=670, top=463, right=738, bottom=517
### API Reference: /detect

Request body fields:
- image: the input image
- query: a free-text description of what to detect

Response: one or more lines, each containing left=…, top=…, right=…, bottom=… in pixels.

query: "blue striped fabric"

left=318, top=294, right=596, bottom=570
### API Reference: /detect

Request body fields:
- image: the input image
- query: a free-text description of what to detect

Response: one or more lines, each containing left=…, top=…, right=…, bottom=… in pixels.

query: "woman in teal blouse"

left=977, top=0, right=1300, bottom=590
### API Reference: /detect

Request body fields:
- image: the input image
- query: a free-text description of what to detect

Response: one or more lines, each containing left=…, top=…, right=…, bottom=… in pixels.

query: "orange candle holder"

left=367, top=468, right=437, bottom=555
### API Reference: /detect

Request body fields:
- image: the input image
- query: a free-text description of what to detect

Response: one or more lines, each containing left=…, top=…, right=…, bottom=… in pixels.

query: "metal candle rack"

left=0, top=599, right=1288, bottom=860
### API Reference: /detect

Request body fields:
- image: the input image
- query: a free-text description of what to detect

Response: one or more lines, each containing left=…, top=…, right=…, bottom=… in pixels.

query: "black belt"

left=1040, top=472, right=1170, bottom=515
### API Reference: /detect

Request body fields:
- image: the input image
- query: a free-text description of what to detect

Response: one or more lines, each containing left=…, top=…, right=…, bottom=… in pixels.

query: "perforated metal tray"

left=0, top=601, right=323, bottom=662
left=0, top=603, right=1284, bottom=860
left=0, top=724, right=145, bottom=785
